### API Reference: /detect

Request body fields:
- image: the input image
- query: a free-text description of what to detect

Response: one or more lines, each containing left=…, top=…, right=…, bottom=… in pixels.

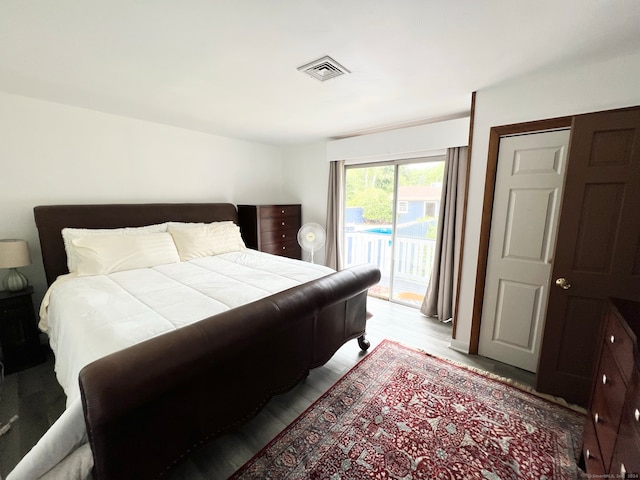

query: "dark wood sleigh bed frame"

left=33, top=203, right=381, bottom=480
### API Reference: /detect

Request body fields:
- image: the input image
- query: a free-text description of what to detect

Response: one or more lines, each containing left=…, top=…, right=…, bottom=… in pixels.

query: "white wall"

left=452, top=50, right=640, bottom=352
left=0, top=92, right=285, bottom=305
left=281, top=142, right=329, bottom=264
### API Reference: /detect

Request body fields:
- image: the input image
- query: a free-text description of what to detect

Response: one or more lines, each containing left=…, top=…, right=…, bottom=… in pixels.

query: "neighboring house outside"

left=396, top=184, right=442, bottom=238
left=345, top=206, right=365, bottom=229
left=345, top=184, right=442, bottom=236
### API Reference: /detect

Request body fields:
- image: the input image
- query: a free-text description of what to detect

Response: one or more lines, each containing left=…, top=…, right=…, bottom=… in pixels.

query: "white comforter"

left=9, top=250, right=333, bottom=480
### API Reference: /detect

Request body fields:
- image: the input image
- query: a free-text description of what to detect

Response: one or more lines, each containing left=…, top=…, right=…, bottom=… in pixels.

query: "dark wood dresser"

left=237, top=204, right=302, bottom=260
left=582, top=298, right=640, bottom=477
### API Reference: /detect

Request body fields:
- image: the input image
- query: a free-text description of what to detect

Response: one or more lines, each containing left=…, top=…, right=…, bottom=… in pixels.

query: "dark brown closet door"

left=536, top=107, right=640, bottom=406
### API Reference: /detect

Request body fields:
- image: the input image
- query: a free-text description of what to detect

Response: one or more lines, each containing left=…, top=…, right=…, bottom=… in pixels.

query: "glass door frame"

left=343, top=154, right=446, bottom=308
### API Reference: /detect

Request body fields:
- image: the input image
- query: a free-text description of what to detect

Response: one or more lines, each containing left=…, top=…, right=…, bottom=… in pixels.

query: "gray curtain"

left=421, top=146, right=468, bottom=321
left=325, top=160, right=345, bottom=270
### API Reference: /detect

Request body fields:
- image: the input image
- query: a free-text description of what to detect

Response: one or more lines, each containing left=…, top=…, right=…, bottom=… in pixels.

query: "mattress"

left=9, top=250, right=333, bottom=480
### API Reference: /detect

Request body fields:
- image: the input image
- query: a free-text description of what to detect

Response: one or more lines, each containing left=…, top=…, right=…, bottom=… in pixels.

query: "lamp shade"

left=0, top=239, right=31, bottom=268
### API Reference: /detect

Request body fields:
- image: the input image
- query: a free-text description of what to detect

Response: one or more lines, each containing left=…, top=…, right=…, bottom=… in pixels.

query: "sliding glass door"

left=343, top=158, right=445, bottom=307
left=344, top=164, right=395, bottom=299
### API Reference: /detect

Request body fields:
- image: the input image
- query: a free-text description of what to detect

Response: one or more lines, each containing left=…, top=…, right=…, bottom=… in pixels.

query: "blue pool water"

left=363, top=227, right=392, bottom=235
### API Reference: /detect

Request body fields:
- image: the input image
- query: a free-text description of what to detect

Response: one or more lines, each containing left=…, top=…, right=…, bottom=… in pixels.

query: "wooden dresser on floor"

left=582, top=298, right=640, bottom=477
left=237, top=204, right=302, bottom=260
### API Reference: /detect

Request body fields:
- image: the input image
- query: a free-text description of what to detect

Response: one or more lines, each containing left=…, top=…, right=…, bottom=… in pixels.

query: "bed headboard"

left=33, top=203, right=239, bottom=286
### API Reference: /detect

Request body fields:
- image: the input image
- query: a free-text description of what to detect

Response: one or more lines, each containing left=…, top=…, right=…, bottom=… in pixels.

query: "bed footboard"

left=79, top=264, right=380, bottom=480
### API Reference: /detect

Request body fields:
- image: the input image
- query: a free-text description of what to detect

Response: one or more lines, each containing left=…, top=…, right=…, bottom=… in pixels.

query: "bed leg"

left=357, top=335, right=370, bottom=351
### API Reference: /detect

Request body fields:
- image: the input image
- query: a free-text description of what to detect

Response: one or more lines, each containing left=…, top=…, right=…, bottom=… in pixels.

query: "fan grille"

left=297, top=222, right=326, bottom=263
left=297, top=223, right=326, bottom=249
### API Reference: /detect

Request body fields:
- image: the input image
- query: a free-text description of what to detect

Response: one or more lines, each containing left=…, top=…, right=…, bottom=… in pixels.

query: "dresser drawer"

left=606, top=311, right=635, bottom=382
left=261, top=239, right=301, bottom=259
left=627, top=370, right=640, bottom=439
left=260, top=216, right=300, bottom=233
left=583, top=415, right=606, bottom=475
left=610, top=427, right=640, bottom=478
left=591, top=343, right=628, bottom=470
left=260, top=227, right=298, bottom=246
left=259, top=205, right=300, bottom=219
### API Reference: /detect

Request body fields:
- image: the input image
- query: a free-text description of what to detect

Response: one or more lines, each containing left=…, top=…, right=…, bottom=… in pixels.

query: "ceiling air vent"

left=298, top=56, right=350, bottom=81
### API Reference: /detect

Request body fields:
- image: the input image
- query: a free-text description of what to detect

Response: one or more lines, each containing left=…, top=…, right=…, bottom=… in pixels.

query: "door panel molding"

left=492, top=279, right=542, bottom=350
left=573, top=183, right=625, bottom=273
left=502, top=187, right=557, bottom=262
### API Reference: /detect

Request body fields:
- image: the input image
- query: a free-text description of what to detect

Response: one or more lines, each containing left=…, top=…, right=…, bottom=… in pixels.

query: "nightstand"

left=0, top=286, right=45, bottom=373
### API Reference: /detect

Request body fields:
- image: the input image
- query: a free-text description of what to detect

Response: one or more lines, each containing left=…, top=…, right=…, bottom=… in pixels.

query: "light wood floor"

left=0, top=297, right=534, bottom=479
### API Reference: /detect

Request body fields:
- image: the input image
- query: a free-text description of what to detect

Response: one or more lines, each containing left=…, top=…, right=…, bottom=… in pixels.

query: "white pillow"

left=71, top=233, right=180, bottom=276
left=168, top=222, right=246, bottom=261
left=62, top=223, right=168, bottom=273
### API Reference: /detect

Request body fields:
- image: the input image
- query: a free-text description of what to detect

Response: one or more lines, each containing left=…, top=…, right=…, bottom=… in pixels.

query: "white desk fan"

left=297, top=222, right=326, bottom=264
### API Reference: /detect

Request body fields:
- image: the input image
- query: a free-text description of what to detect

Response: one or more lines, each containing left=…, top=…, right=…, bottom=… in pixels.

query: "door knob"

left=555, top=277, right=571, bottom=290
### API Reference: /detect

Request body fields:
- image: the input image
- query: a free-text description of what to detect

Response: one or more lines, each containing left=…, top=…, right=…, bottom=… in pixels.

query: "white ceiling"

left=1, top=1, right=639, bottom=145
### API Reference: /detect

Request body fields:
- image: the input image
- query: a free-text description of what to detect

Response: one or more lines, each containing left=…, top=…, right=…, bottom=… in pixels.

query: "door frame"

left=468, top=116, right=573, bottom=354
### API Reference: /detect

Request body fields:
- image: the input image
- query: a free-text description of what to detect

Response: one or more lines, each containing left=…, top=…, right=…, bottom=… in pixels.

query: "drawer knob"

left=585, top=448, right=591, bottom=459
left=635, top=408, right=639, bottom=421
left=282, top=234, right=286, bottom=238
left=594, top=413, right=600, bottom=423
left=282, top=246, right=286, bottom=250
left=602, top=374, right=607, bottom=385
left=610, top=335, right=615, bottom=344
left=281, top=222, right=285, bottom=226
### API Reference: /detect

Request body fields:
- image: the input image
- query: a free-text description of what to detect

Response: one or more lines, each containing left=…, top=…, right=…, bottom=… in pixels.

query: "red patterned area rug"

left=230, top=340, right=585, bottom=480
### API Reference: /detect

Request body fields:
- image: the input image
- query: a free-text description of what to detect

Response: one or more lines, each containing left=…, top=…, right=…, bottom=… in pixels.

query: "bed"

left=9, top=203, right=380, bottom=480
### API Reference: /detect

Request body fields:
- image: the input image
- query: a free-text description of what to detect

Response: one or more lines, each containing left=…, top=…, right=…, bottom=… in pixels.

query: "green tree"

left=345, top=161, right=445, bottom=225
left=399, top=161, right=445, bottom=187
left=345, top=166, right=394, bottom=203
left=350, top=188, right=393, bottom=224
left=346, top=166, right=395, bottom=224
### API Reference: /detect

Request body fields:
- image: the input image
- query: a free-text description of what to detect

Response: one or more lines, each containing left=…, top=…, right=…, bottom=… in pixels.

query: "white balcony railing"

left=344, top=231, right=436, bottom=284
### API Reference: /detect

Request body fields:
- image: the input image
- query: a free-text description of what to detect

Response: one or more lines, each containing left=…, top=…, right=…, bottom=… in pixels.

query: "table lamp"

left=0, top=239, right=31, bottom=292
